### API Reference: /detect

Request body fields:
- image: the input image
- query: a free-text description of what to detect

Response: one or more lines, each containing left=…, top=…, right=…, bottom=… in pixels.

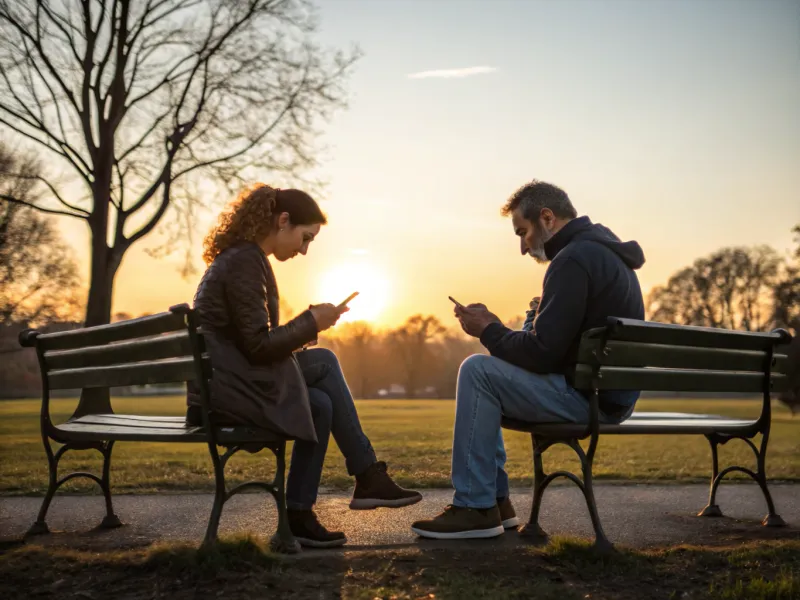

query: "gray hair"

left=501, top=180, right=577, bottom=221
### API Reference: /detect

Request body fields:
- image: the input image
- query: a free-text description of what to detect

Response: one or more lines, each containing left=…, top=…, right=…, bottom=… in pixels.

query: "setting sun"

left=318, top=260, right=390, bottom=324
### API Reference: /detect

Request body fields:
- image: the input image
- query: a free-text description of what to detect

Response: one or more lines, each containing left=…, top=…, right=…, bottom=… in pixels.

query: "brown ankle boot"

left=287, top=509, right=346, bottom=548
left=349, top=461, right=422, bottom=510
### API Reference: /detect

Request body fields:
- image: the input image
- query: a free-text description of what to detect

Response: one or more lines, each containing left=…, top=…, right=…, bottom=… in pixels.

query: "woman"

left=188, top=184, right=421, bottom=548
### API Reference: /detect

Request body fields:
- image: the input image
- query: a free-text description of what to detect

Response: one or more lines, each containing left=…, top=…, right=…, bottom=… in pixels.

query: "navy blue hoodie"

left=479, top=216, right=645, bottom=412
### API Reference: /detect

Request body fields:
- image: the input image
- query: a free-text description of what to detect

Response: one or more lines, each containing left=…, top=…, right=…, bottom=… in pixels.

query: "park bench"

left=19, top=304, right=300, bottom=553
left=502, top=318, right=793, bottom=551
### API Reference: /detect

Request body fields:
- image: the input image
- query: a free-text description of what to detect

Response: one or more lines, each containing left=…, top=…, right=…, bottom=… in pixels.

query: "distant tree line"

left=1, top=143, right=797, bottom=410
left=647, top=227, right=800, bottom=413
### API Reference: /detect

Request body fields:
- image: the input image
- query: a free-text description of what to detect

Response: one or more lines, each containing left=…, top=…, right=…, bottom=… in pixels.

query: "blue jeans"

left=286, top=348, right=377, bottom=510
left=451, top=354, right=637, bottom=509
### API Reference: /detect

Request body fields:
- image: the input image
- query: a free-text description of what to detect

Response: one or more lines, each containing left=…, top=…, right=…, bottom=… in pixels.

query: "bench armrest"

left=19, top=329, right=40, bottom=348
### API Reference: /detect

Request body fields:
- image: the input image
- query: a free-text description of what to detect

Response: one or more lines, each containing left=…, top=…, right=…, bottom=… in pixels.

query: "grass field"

left=1, top=396, right=798, bottom=495
left=3, top=535, right=799, bottom=599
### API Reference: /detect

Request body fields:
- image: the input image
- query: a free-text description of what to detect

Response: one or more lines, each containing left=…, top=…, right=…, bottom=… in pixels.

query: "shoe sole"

left=349, top=495, right=423, bottom=510
left=502, top=517, right=520, bottom=529
left=294, top=536, right=347, bottom=549
left=411, top=525, right=505, bottom=540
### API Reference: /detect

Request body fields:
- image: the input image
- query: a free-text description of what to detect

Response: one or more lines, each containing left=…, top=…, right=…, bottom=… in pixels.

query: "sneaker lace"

left=441, top=504, right=460, bottom=517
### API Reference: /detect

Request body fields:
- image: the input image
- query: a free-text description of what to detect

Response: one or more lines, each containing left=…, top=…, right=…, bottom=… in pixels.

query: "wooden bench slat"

left=35, top=311, right=188, bottom=352
left=625, top=411, right=728, bottom=420
left=83, top=415, right=187, bottom=423
left=573, top=365, right=788, bottom=393
left=501, top=416, right=757, bottom=437
left=596, top=318, right=786, bottom=352
left=578, top=340, right=788, bottom=373
left=53, top=421, right=285, bottom=444
left=47, top=357, right=207, bottom=390
left=55, top=421, right=206, bottom=441
left=74, top=415, right=191, bottom=429
left=44, top=332, right=194, bottom=370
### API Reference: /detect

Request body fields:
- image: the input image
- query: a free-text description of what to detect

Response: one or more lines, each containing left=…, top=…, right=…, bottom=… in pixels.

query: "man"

left=412, top=180, right=645, bottom=539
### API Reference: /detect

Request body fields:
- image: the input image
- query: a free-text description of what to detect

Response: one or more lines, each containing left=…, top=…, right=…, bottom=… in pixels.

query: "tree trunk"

left=83, top=215, right=124, bottom=327
left=84, top=245, right=124, bottom=326
left=75, top=222, right=124, bottom=418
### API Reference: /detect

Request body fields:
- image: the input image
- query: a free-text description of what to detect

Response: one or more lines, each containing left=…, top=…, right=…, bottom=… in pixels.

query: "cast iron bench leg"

left=27, top=436, right=122, bottom=537
left=520, top=434, right=613, bottom=553
left=26, top=435, right=59, bottom=537
left=203, top=441, right=228, bottom=547
left=202, top=440, right=300, bottom=554
left=519, top=434, right=549, bottom=543
left=698, top=432, right=785, bottom=527
left=268, top=441, right=301, bottom=554
left=99, top=441, right=123, bottom=528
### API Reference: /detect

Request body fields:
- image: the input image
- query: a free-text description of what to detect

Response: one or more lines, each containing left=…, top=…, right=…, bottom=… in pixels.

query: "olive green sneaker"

left=411, top=505, right=504, bottom=540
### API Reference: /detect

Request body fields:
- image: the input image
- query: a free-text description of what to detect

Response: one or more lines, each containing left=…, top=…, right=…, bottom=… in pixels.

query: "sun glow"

left=318, top=260, right=390, bottom=324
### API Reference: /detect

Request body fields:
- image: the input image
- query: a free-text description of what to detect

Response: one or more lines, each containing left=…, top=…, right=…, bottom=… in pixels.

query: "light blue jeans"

left=451, top=354, right=636, bottom=509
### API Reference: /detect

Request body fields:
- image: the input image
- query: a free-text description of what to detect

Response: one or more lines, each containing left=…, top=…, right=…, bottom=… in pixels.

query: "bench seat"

left=502, top=411, right=757, bottom=437
left=52, top=414, right=285, bottom=444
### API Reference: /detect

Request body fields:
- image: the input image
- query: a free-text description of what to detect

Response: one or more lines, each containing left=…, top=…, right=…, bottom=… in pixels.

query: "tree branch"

left=0, top=194, right=88, bottom=219
left=116, top=105, right=172, bottom=163
left=93, top=0, right=117, bottom=105
left=0, top=112, right=92, bottom=181
left=9, top=172, right=90, bottom=216
left=78, top=0, right=99, bottom=159
left=126, top=175, right=172, bottom=246
left=38, top=1, right=83, bottom=64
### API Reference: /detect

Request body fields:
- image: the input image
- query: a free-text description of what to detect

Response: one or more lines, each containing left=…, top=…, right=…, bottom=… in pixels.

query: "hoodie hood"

left=544, top=216, right=645, bottom=269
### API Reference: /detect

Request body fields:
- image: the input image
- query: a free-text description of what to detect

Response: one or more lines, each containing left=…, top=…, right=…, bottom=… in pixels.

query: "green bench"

left=19, top=304, right=300, bottom=552
left=502, top=318, right=792, bottom=551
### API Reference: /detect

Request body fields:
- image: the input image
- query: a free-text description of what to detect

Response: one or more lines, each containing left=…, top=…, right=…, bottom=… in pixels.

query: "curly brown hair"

left=202, top=184, right=326, bottom=265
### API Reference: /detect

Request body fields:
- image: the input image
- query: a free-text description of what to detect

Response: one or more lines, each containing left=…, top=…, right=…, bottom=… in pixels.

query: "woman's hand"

left=309, top=303, right=348, bottom=332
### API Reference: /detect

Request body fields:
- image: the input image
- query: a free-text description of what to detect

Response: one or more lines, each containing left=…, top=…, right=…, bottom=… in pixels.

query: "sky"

left=61, top=0, right=800, bottom=328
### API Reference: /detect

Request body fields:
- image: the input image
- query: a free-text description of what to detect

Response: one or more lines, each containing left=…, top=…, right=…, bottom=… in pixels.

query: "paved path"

left=2, top=484, right=799, bottom=552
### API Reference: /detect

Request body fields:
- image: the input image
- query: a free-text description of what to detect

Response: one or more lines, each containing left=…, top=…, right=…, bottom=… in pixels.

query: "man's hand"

left=455, top=303, right=502, bottom=338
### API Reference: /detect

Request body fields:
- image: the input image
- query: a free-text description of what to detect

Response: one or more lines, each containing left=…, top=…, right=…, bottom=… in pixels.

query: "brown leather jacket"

left=189, top=242, right=319, bottom=442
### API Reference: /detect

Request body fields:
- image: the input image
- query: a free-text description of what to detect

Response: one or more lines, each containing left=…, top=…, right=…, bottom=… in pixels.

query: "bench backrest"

left=573, top=318, right=792, bottom=395
left=20, top=304, right=209, bottom=394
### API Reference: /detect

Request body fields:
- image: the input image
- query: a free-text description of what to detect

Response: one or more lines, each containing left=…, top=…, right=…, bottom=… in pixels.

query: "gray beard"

left=530, top=222, right=552, bottom=263
left=530, top=247, right=548, bottom=264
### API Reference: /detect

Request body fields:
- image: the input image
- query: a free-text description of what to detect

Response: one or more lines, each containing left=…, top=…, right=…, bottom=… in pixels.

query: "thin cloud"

left=407, top=66, right=497, bottom=80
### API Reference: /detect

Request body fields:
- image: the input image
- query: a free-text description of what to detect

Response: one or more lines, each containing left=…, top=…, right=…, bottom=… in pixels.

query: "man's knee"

left=459, top=354, right=492, bottom=380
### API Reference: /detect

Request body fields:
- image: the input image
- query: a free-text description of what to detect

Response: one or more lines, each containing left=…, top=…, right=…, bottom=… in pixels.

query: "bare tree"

left=428, top=330, right=484, bottom=399
left=0, top=0, right=358, bottom=326
left=389, top=315, right=446, bottom=398
left=772, top=225, right=800, bottom=335
left=648, top=246, right=782, bottom=331
left=327, top=321, right=377, bottom=398
left=772, top=225, right=800, bottom=416
left=0, top=144, right=82, bottom=326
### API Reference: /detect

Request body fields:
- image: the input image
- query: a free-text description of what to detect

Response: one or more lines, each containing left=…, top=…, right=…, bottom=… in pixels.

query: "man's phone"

left=338, top=292, right=359, bottom=309
left=448, top=296, right=465, bottom=309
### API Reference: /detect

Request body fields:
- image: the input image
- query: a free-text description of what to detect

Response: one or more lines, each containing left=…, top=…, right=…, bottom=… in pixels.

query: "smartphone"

left=448, top=296, right=465, bottom=309
left=338, top=291, right=359, bottom=309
